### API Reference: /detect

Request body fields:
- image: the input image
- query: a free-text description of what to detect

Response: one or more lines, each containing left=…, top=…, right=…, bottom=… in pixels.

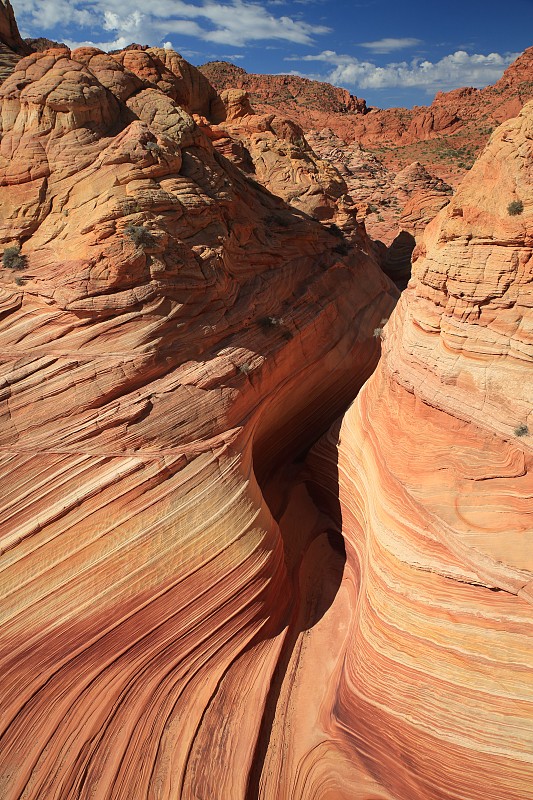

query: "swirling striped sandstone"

left=306, top=101, right=533, bottom=799
left=0, top=45, right=397, bottom=799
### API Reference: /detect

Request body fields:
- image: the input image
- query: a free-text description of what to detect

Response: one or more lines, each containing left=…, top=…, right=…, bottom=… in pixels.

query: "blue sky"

left=12, top=0, right=533, bottom=108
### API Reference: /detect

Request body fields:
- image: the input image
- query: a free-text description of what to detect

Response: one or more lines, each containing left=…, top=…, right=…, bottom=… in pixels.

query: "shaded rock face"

left=308, top=100, right=533, bottom=800
left=0, top=43, right=398, bottom=800
left=0, top=0, right=28, bottom=53
left=0, top=0, right=30, bottom=82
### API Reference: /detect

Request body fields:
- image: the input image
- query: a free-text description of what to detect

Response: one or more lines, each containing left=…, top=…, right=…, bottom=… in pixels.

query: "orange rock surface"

left=0, top=3, right=531, bottom=792
left=307, top=100, right=533, bottom=800
left=0, top=44, right=397, bottom=799
left=200, top=95, right=361, bottom=233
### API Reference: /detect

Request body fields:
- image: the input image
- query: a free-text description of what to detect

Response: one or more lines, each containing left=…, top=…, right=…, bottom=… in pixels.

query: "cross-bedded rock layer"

left=307, top=100, right=533, bottom=800
left=0, top=45, right=396, bottom=799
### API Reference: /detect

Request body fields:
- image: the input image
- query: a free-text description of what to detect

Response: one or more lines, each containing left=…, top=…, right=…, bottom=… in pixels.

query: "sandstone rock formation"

left=307, top=99, right=533, bottom=800
left=305, top=130, right=453, bottom=245
left=352, top=47, right=533, bottom=149
left=199, top=96, right=362, bottom=235
left=200, top=60, right=368, bottom=130
left=0, top=1, right=531, bottom=793
left=202, top=50, right=533, bottom=185
left=0, top=0, right=30, bottom=82
left=0, top=43, right=397, bottom=800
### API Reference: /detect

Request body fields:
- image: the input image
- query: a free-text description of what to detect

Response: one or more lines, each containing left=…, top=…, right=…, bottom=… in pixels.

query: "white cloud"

left=15, top=0, right=330, bottom=48
left=287, top=49, right=519, bottom=93
left=358, top=37, right=422, bottom=54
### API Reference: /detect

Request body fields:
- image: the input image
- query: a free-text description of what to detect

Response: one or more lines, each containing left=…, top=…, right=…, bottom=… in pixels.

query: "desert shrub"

left=125, top=224, right=154, bottom=247
left=259, top=315, right=284, bottom=330
left=2, top=245, right=26, bottom=270
left=145, top=140, right=161, bottom=153
left=507, top=200, right=524, bottom=216
left=367, top=204, right=378, bottom=214
left=333, top=241, right=349, bottom=256
left=373, top=327, right=383, bottom=338
left=327, top=222, right=344, bottom=239
left=239, top=362, right=252, bottom=375
left=514, top=423, right=529, bottom=437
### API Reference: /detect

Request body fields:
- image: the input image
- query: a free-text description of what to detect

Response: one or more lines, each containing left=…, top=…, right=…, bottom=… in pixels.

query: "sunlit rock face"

left=308, top=101, right=533, bottom=800
left=0, top=44, right=397, bottom=799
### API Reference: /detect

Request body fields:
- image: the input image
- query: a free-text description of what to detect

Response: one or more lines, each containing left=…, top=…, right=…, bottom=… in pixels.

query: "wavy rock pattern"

left=201, top=95, right=360, bottom=233
left=0, top=45, right=397, bottom=799
left=307, top=100, right=533, bottom=800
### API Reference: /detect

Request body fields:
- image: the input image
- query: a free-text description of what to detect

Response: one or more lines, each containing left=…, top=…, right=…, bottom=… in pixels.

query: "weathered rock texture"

left=0, top=0, right=30, bottom=82
left=307, top=99, right=533, bottom=800
left=199, top=95, right=362, bottom=237
left=200, top=60, right=367, bottom=128
left=305, top=129, right=452, bottom=244
left=0, top=2, right=532, bottom=791
left=0, top=44, right=397, bottom=799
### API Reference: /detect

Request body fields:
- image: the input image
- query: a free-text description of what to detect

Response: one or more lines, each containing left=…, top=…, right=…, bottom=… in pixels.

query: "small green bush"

left=259, top=315, right=284, bottom=330
left=327, top=222, right=344, bottom=239
left=333, top=241, right=349, bottom=256
left=125, top=224, right=154, bottom=247
left=508, top=200, right=524, bottom=216
left=239, top=362, right=252, bottom=375
left=3, top=245, right=26, bottom=271
left=145, top=140, right=161, bottom=154
left=514, top=423, right=529, bottom=437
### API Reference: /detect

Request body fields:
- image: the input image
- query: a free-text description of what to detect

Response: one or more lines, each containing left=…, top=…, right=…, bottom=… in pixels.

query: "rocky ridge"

left=201, top=49, right=533, bottom=184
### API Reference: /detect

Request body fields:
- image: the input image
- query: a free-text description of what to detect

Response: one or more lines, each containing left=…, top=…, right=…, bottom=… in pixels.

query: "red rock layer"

left=0, top=0, right=30, bottom=82
left=305, top=100, right=533, bottom=799
left=352, top=48, right=533, bottom=148
left=0, top=45, right=396, bottom=799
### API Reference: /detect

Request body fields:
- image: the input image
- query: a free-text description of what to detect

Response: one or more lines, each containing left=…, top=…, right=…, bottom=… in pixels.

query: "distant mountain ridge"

left=200, top=48, right=533, bottom=183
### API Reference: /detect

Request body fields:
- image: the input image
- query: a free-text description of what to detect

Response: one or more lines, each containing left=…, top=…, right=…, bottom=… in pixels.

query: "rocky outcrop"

left=0, top=43, right=397, bottom=800
left=307, top=99, right=533, bottom=800
left=0, top=0, right=30, bottom=82
left=200, top=60, right=367, bottom=120
left=199, top=98, right=362, bottom=232
left=350, top=47, right=533, bottom=148
left=305, top=130, right=452, bottom=247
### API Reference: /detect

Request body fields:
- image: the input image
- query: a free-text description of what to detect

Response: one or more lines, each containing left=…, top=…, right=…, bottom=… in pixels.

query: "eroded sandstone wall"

left=307, top=101, right=533, bottom=800
left=0, top=45, right=396, bottom=799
